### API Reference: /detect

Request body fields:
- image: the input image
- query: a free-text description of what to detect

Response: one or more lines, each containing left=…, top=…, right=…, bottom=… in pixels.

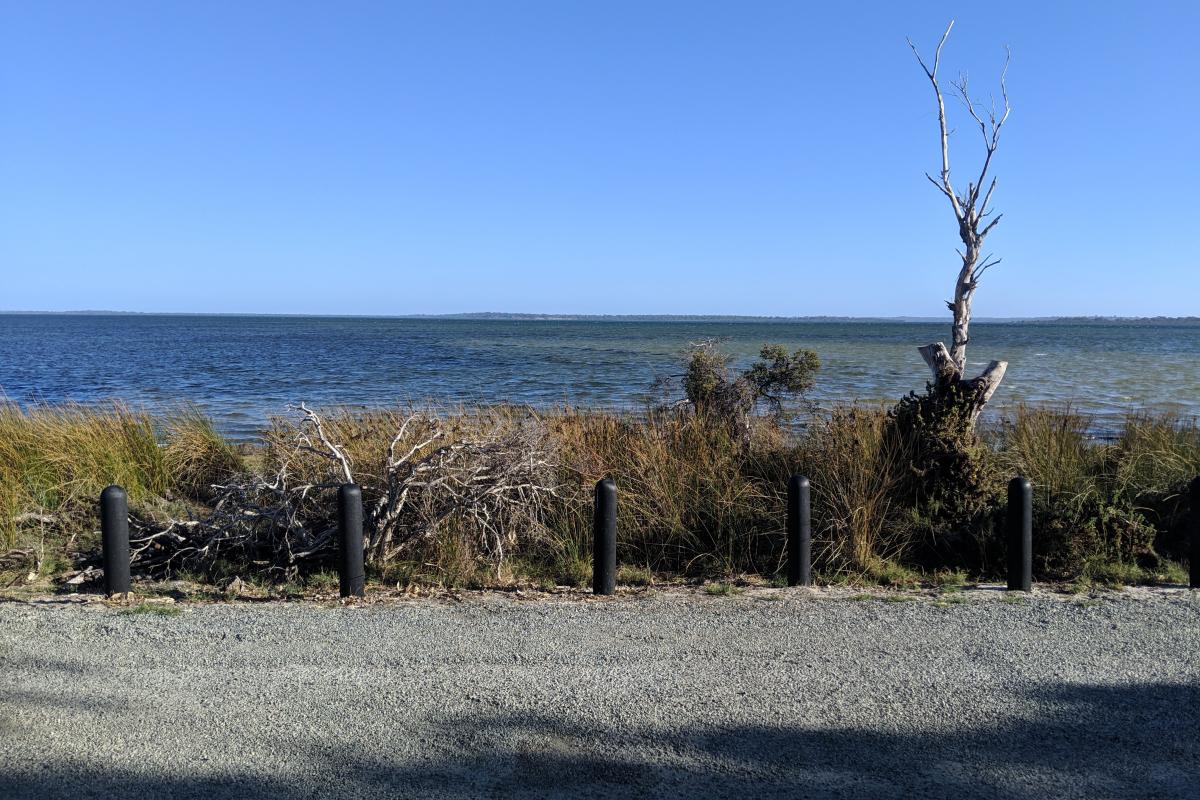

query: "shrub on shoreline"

left=992, top=405, right=1200, bottom=580
left=0, top=401, right=1196, bottom=590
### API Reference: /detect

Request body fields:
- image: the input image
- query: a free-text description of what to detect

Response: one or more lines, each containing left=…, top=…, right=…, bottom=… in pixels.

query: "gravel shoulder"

left=2, top=587, right=1198, bottom=800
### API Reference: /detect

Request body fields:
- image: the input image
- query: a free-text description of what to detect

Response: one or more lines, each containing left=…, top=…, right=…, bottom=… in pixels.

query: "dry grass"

left=991, top=404, right=1200, bottom=578
left=0, top=402, right=243, bottom=586
left=547, top=408, right=793, bottom=577
left=798, top=406, right=915, bottom=575
left=163, top=406, right=246, bottom=500
left=1, top=401, right=1197, bottom=589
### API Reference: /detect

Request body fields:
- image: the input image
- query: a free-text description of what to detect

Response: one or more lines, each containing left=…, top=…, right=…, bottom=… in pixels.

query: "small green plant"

left=305, top=570, right=340, bottom=593
left=704, top=581, right=744, bottom=597
left=119, top=602, right=182, bottom=618
left=559, top=557, right=592, bottom=589
left=678, top=339, right=819, bottom=438
left=617, top=565, right=653, bottom=587
left=846, top=593, right=875, bottom=602
left=881, top=594, right=917, bottom=603
left=933, top=569, right=969, bottom=590
left=933, top=594, right=968, bottom=608
left=868, top=560, right=921, bottom=588
left=1152, top=560, right=1190, bottom=586
left=1000, top=593, right=1027, bottom=604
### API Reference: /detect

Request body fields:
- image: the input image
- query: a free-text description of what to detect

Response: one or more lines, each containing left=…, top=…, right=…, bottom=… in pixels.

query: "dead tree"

left=908, top=21, right=1010, bottom=422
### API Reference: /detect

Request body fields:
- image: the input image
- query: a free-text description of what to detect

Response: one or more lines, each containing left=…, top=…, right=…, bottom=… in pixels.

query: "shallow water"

left=2, top=314, right=1197, bottom=439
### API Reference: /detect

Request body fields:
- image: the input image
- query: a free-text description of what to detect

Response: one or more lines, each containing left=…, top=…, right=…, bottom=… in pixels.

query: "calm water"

left=2, top=314, right=1198, bottom=439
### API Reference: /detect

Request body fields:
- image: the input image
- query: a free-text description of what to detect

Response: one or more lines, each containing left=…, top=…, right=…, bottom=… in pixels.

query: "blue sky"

left=2, top=1, right=1197, bottom=316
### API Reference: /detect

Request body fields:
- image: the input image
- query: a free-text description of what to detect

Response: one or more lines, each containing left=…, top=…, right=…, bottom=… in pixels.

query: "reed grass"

left=1, top=400, right=1197, bottom=588
left=990, top=404, right=1200, bottom=578
left=0, top=402, right=242, bottom=552
left=163, top=405, right=246, bottom=500
left=1, top=402, right=167, bottom=548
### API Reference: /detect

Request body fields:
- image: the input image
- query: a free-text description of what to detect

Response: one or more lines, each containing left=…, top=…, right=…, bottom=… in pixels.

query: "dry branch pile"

left=128, top=405, right=559, bottom=578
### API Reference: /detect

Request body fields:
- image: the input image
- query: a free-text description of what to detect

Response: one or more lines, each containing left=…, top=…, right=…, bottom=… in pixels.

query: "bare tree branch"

left=299, top=402, right=354, bottom=484
left=908, top=21, right=964, bottom=222
left=908, top=22, right=1012, bottom=419
left=980, top=213, right=1004, bottom=238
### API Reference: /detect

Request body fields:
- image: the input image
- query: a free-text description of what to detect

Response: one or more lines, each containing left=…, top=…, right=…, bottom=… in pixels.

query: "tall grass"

left=0, top=402, right=241, bottom=550
left=799, top=407, right=915, bottom=576
left=991, top=405, right=1200, bottom=578
left=548, top=409, right=793, bottom=577
left=1, top=400, right=1197, bottom=586
left=163, top=405, right=246, bottom=500
left=0, top=403, right=166, bottom=547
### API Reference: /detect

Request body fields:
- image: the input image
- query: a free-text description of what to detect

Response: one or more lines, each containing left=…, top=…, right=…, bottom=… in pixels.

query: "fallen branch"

left=128, top=405, right=559, bottom=579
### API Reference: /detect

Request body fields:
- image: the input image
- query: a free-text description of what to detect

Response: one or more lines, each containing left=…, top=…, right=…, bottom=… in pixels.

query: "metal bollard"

left=1007, top=476, right=1032, bottom=591
left=100, top=485, right=131, bottom=596
left=338, top=484, right=365, bottom=598
left=593, top=478, right=617, bottom=596
left=787, top=475, right=812, bottom=587
left=1190, top=477, right=1200, bottom=589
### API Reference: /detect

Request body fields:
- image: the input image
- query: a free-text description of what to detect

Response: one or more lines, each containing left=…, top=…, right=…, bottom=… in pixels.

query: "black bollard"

left=338, top=484, right=365, bottom=598
left=1190, top=477, right=1200, bottom=589
left=100, top=485, right=131, bottom=596
left=787, top=475, right=812, bottom=587
left=593, top=478, right=617, bottom=596
left=1007, top=476, right=1032, bottom=591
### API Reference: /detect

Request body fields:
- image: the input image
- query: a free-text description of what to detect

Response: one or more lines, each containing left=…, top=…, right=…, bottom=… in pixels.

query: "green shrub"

left=993, top=406, right=1199, bottom=579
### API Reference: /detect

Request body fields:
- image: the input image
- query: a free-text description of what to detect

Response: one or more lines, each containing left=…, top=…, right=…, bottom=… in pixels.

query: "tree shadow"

left=3, top=681, right=1196, bottom=799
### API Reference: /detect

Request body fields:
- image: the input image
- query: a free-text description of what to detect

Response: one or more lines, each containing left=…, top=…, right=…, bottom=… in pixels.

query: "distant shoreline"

left=3, top=310, right=1198, bottom=325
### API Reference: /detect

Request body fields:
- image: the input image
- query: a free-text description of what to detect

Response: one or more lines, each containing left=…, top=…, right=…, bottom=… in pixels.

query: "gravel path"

left=2, top=588, right=1198, bottom=799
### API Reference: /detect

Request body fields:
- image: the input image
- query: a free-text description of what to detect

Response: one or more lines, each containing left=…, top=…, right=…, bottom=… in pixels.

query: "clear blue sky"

left=2, top=1, right=1197, bottom=316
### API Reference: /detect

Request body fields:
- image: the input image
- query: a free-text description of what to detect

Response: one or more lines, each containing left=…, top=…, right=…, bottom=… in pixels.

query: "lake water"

left=2, top=314, right=1197, bottom=439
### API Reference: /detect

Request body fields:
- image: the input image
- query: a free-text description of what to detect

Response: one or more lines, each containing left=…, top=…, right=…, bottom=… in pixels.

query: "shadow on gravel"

left=4, top=682, right=1197, bottom=799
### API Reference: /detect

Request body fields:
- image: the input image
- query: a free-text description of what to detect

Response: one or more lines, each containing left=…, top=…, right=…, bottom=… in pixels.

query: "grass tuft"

left=617, top=565, right=654, bottom=587
left=119, top=602, right=182, bottom=617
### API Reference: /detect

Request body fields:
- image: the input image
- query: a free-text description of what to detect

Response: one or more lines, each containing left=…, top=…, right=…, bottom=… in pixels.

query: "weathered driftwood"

left=918, top=342, right=1007, bottom=421
left=12, top=512, right=58, bottom=527
left=908, top=21, right=1011, bottom=420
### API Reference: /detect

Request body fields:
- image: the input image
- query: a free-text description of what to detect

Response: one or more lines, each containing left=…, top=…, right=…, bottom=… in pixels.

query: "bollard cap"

left=1008, top=475, right=1032, bottom=492
left=100, top=484, right=127, bottom=501
left=790, top=475, right=810, bottom=489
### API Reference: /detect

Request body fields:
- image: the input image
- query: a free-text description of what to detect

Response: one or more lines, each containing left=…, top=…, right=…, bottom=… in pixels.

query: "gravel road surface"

left=2, top=588, right=1198, bottom=799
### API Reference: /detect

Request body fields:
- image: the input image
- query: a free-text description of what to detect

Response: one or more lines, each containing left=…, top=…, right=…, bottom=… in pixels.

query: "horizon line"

left=3, top=310, right=1199, bottom=323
